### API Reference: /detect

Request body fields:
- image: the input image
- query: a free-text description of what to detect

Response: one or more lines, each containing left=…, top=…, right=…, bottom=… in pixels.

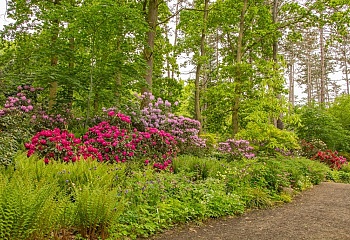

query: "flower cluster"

left=299, top=139, right=327, bottom=158
left=218, top=139, right=255, bottom=160
left=133, top=92, right=206, bottom=154
left=81, top=121, right=177, bottom=169
left=312, top=150, right=348, bottom=170
left=0, top=92, right=35, bottom=117
left=25, top=112, right=178, bottom=170
left=0, top=86, right=67, bottom=131
left=25, top=128, right=82, bottom=164
left=274, top=148, right=293, bottom=157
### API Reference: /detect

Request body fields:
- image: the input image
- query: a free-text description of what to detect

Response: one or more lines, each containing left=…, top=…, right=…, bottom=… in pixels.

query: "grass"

left=0, top=153, right=335, bottom=239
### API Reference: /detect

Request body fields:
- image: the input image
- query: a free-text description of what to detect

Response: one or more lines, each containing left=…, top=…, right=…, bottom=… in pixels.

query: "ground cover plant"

left=0, top=153, right=331, bottom=240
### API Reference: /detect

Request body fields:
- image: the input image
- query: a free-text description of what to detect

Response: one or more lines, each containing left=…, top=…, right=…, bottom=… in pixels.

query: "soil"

left=147, top=182, right=350, bottom=240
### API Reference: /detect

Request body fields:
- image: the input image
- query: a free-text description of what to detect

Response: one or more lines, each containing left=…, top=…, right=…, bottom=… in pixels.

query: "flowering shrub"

left=25, top=111, right=178, bottom=170
left=312, top=150, right=348, bottom=170
left=81, top=120, right=178, bottom=170
left=299, top=139, right=327, bottom=158
left=218, top=139, right=255, bottom=161
left=129, top=92, right=206, bottom=155
left=0, top=86, right=67, bottom=132
left=0, top=86, right=41, bottom=117
left=25, top=128, right=82, bottom=164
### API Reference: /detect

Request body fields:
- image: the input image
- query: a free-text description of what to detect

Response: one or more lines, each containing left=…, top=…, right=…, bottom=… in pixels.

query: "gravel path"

left=148, top=182, right=350, bottom=240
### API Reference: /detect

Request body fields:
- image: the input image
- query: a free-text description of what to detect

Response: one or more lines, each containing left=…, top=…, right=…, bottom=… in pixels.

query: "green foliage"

left=74, top=186, right=123, bottom=239
left=0, top=168, right=60, bottom=239
left=327, top=170, right=350, bottom=184
left=199, top=133, right=218, bottom=154
left=296, top=106, right=350, bottom=151
left=236, top=122, right=300, bottom=155
left=0, top=153, right=332, bottom=239
left=328, top=94, right=350, bottom=131
left=0, top=132, right=20, bottom=166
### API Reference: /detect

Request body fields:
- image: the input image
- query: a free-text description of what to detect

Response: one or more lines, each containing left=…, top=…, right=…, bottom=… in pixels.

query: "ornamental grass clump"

left=218, top=139, right=255, bottom=161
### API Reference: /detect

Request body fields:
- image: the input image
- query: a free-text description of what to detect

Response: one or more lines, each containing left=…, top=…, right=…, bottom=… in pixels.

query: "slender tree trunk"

left=216, top=28, right=219, bottom=78
left=67, top=36, right=74, bottom=109
left=343, top=37, right=349, bottom=94
left=272, top=0, right=283, bottom=129
left=115, top=40, right=122, bottom=106
left=232, top=0, right=248, bottom=136
left=142, top=0, right=158, bottom=95
left=320, top=27, right=326, bottom=104
left=171, top=0, right=180, bottom=80
left=165, top=28, right=171, bottom=79
left=307, top=56, right=312, bottom=105
left=289, top=62, right=295, bottom=107
left=48, top=0, right=60, bottom=111
left=93, top=91, right=99, bottom=115
left=194, top=0, right=209, bottom=129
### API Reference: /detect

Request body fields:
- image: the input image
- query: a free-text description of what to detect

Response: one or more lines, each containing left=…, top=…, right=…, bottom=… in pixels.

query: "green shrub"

left=236, top=122, right=300, bottom=156
left=296, top=107, right=350, bottom=152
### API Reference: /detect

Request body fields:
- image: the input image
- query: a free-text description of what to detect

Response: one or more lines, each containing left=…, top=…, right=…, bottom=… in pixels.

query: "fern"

left=74, top=186, right=124, bottom=239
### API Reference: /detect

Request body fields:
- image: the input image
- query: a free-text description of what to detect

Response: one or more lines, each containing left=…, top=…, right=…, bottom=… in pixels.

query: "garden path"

left=148, top=182, right=350, bottom=240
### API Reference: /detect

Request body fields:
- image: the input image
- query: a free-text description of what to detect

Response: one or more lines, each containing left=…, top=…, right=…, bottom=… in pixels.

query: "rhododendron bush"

left=128, top=92, right=206, bottom=154
left=25, top=111, right=178, bottom=170
left=218, top=139, right=255, bottom=160
left=312, top=150, right=348, bottom=170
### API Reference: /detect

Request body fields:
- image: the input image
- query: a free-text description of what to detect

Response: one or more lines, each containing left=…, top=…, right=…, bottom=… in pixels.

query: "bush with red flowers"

left=25, top=128, right=82, bottom=164
left=25, top=111, right=178, bottom=170
left=312, top=150, right=348, bottom=170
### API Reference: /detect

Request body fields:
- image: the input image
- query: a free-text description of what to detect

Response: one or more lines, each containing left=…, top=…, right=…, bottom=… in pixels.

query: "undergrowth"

left=0, top=154, right=332, bottom=239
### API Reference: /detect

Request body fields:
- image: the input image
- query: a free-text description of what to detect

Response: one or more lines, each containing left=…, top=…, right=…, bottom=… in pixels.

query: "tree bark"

left=194, top=0, right=209, bottom=129
left=232, top=0, right=248, bottom=136
left=272, top=0, right=283, bottom=130
left=307, top=55, right=312, bottom=105
left=171, top=0, right=180, bottom=80
left=343, top=36, right=349, bottom=94
left=320, top=26, right=326, bottom=104
left=289, top=62, right=294, bottom=107
left=67, top=36, right=74, bottom=109
left=48, top=0, right=60, bottom=111
left=142, top=0, right=159, bottom=95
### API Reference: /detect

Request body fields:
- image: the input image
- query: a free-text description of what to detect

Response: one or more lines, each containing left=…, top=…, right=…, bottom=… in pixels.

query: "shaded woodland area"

left=0, top=0, right=349, bottom=139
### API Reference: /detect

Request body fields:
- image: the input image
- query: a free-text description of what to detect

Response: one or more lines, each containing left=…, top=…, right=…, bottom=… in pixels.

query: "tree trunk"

left=343, top=37, right=349, bottom=94
left=142, top=0, right=158, bottom=95
left=289, top=62, right=294, bottom=107
left=307, top=55, right=312, bottom=105
left=115, top=40, right=122, bottom=106
left=232, top=0, right=248, bottom=136
left=320, top=27, right=325, bottom=104
left=194, top=0, right=209, bottom=130
left=272, top=0, right=283, bottom=129
left=48, top=0, right=60, bottom=111
left=67, top=36, right=74, bottom=109
left=171, top=0, right=180, bottom=80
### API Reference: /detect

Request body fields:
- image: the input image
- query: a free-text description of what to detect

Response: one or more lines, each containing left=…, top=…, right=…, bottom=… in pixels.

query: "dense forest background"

left=0, top=0, right=350, bottom=145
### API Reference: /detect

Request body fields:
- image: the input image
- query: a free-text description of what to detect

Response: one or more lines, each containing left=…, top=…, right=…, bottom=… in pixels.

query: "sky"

left=0, top=0, right=10, bottom=30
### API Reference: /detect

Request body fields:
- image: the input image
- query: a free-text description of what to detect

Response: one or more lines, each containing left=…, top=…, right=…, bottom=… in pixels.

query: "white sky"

left=0, top=0, right=10, bottom=30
